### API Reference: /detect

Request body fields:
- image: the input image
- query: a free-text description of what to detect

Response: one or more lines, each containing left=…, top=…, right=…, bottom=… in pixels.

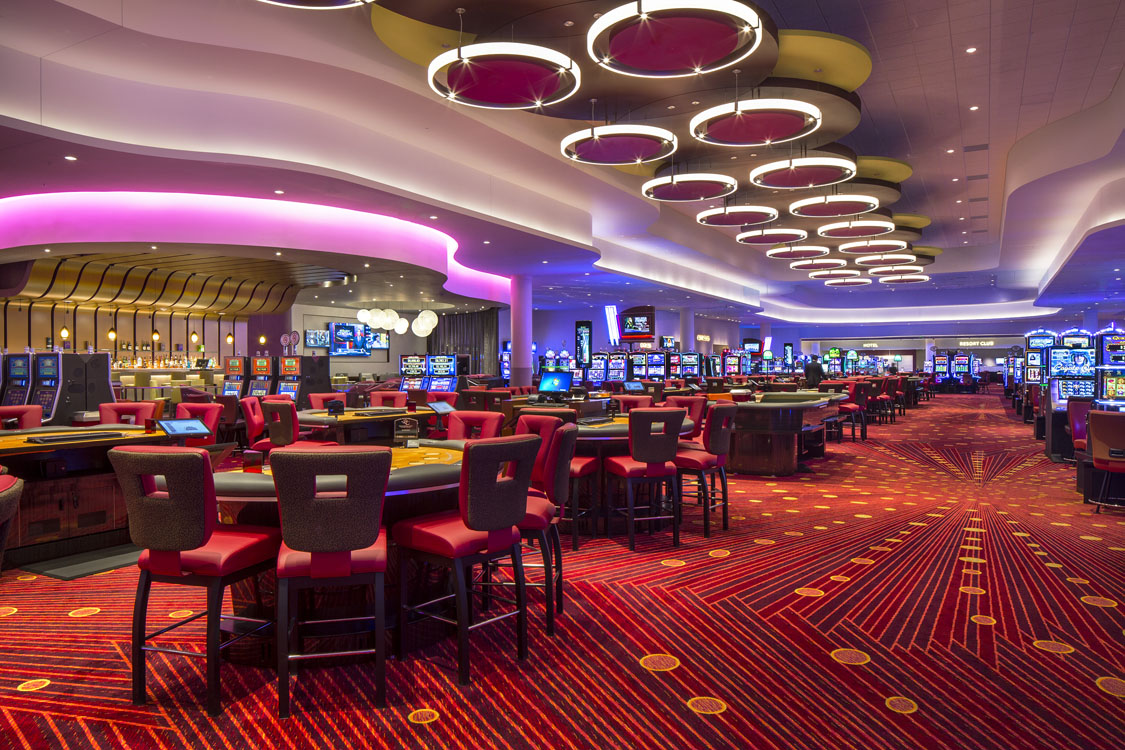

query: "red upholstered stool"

left=0, top=405, right=42, bottom=429
left=175, top=402, right=224, bottom=447
left=514, top=413, right=564, bottom=490
left=307, top=392, right=347, bottom=410
left=448, top=411, right=503, bottom=440
left=261, top=400, right=338, bottom=452
left=1088, top=411, right=1125, bottom=511
left=423, top=391, right=459, bottom=438
left=0, top=474, right=25, bottom=570
left=393, top=434, right=540, bottom=685
left=100, top=402, right=157, bottom=426
left=610, top=394, right=653, bottom=414
left=674, top=402, right=736, bottom=537
left=270, top=446, right=393, bottom=716
left=369, top=391, right=408, bottom=408
left=240, top=397, right=268, bottom=449
left=1068, top=398, right=1094, bottom=454
left=662, top=396, right=707, bottom=439
left=605, top=408, right=686, bottom=551
left=108, top=446, right=279, bottom=716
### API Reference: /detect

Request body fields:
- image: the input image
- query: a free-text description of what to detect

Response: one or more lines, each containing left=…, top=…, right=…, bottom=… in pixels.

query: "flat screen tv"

left=366, top=330, right=390, bottom=350
left=330, top=322, right=369, bottom=356
left=620, top=312, right=654, bottom=341
left=305, top=329, right=331, bottom=348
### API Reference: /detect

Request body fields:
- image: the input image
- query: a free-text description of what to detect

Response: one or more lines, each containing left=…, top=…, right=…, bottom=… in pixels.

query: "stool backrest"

left=518, top=408, right=578, bottom=424
left=449, top=411, right=503, bottom=440
left=271, top=446, right=391, bottom=558
left=541, top=423, right=578, bottom=505
left=370, top=391, right=408, bottom=408
left=515, top=414, right=563, bottom=484
left=99, top=402, right=156, bottom=426
left=1067, top=398, right=1094, bottom=441
left=701, top=402, right=737, bottom=456
left=0, top=474, right=24, bottom=527
left=0, top=405, right=42, bottom=429
left=216, top=395, right=240, bottom=424
left=664, top=396, right=706, bottom=437
left=628, top=408, right=685, bottom=464
left=109, top=446, right=215, bottom=575
left=1088, top=411, right=1125, bottom=471
left=308, top=392, right=347, bottom=409
left=427, top=391, right=460, bottom=407
left=613, top=394, right=653, bottom=413
left=240, top=397, right=265, bottom=442
left=175, top=402, right=224, bottom=446
left=460, top=434, right=540, bottom=538
left=261, top=400, right=300, bottom=446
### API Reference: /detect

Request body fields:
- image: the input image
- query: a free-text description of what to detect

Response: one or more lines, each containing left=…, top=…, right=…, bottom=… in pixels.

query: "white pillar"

left=510, top=275, right=533, bottom=387
left=679, top=308, right=695, bottom=349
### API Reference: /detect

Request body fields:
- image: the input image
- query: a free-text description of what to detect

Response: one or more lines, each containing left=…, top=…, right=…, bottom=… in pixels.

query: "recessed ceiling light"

left=275, top=251, right=282, bottom=256
left=542, top=260, right=548, bottom=264
left=946, top=148, right=955, bottom=153
left=150, top=245, right=158, bottom=249
left=314, top=295, right=318, bottom=299
left=274, top=190, right=285, bottom=195
left=64, top=155, right=77, bottom=161
left=969, top=105, right=979, bottom=111
left=43, top=248, right=50, bottom=253
left=483, top=240, right=491, bottom=244
left=667, top=105, right=676, bottom=110
left=959, top=217, right=965, bottom=220
left=956, top=199, right=963, bottom=204
left=364, top=263, right=370, bottom=268
left=428, top=215, right=438, bottom=220
left=952, top=178, right=960, bottom=182
left=399, top=275, right=404, bottom=278
left=966, top=47, right=977, bottom=53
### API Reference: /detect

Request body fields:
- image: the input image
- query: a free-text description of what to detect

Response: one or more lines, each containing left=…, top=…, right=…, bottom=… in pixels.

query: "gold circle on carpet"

left=964, top=528, right=986, bottom=533
left=959, top=587, right=985, bottom=595
left=963, top=569, right=981, bottom=576
left=1033, top=551, right=1049, bottom=556
left=1066, top=578, right=1090, bottom=584
left=970, top=615, right=996, bottom=625
left=708, top=549, right=731, bottom=558
left=851, top=558, right=875, bottom=565
left=961, top=545, right=982, bottom=550
left=16, top=575, right=36, bottom=581
left=908, top=522, right=927, bottom=527
left=16, top=679, right=50, bottom=692
left=1013, top=532, right=1030, bottom=537
left=855, top=514, right=873, bottom=519
left=68, top=607, right=100, bottom=618
left=1081, top=596, right=1117, bottom=608
left=169, top=610, right=193, bottom=619
left=1095, top=677, right=1125, bottom=697
left=960, top=557, right=987, bottom=564
left=885, top=696, right=918, bottom=714
left=640, top=654, right=681, bottom=672
left=1032, top=640, right=1074, bottom=654
left=407, top=708, right=440, bottom=724
left=730, top=515, right=746, bottom=521
left=784, top=531, right=804, bottom=537
left=1045, top=563, right=1063, bottom=568
left=795, top=588, right=825, bottom=597
left=783, top=496, right=798, bottom=500
left=660, top=559, right=686, bottom=568
left=1079, top=536, right=1102, bottom=541
left=0, top=606, right=16, bottom=617
left=830, top=648, right=871, bottom=665
left=869, top=546, right=893, bottom=552
left=831, top=575, right=851, bottom=582
left=814, top=525, right=828, bottom=530
left=687, top=696, right=728, bottom=715
left=754, top=539, right=776, bottom=545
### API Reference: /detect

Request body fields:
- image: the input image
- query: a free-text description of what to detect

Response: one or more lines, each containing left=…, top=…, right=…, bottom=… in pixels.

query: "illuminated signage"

left=696, top=334, right=711, bottom=342
left=958, top=340, right=995, bottom=347
left=863, top=343, right=879, bottom=348
left=605, top=305, right=620, bottom=346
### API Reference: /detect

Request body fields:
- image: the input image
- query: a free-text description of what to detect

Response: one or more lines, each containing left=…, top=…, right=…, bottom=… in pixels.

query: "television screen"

left=623, top=380, right=645, bottom=392
left=305, top=329, right=331, bottom=348
left=1048, top=348, right=1094, bottom=378
left=660, top=336, right=675, bottom=349
left=1061, top=335, right=1091, bottom=348
left=1026, top=351, right=1041, bottom=367
left=620, top=313, right=654, bottom=341
left=538, top=371, right=573, bottom=393
left=366, top=330, right=390, bottom=350
left=330, top=323, right=369, bottom=356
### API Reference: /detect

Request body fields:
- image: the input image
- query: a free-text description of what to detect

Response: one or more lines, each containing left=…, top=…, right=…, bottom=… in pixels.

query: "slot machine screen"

left=222, top=381, right=242, bottom=397
left=427, top=355, right=457, bottom=377
left=400, top=377, right=428, bottom=391
left=1061, top=335, right=1092, bottom=348
left=1026, top=351, right=1042, bottom=367
left=275, top=382, right=299, bottom=399
left=428, top=377, right=456, bottom=392
left=279, top=357, right=300, bottom=376
left=248, top=380, right=270, bottom=397
left=37, top=356, right=58, bottom=379
left=1101, top=333, right=1125, bottom=366
left=1027, top=335, right=1054, bottom=349
left=1025, top=367, right=1041, bottom=383
left=399, top=355, right=427, bottom=377
left=251, top=357, right=271, bottom=376
left=952, top=355, right=970, bottom=374
left=1054, top=379, right=1095, bottom=400
left=7, top=355, right=29, bottom=379
left=1048, top=348, right=1094, bottom=378
left=630, top=352, right=647, bottom=377
left=225, top=357, right=244, bottom=376
left=1103, top=374, right=1125, bottom=399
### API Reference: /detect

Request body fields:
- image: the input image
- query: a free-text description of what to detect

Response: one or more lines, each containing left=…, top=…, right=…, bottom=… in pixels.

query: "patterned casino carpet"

left=1, top=395, right=1124, bottom=749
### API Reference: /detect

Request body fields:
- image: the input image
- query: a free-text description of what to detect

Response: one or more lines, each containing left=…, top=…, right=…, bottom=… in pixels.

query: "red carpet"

left=1, top=395, right=1124, bottom=748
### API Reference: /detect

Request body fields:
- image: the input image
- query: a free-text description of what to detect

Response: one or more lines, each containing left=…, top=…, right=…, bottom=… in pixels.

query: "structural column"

left=510, top=274, right=533, bottom=387
left=1083, top=309, right=1099, bottom=332
left=679, top=307, right=695, bottom=349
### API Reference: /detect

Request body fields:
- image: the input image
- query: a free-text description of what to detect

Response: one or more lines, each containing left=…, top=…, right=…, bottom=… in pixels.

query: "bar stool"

left=514, top=414, right=564, bottom=490
left=99, top=402, right=157, bottom=426
left=674, top=402, right=736, bottom=537
left=270, top=446, right=393, bottom=717
left=0, top=405, right=42, bottom=429
left=393, top=434, right=540, bottom=685
left=448, top=411, right=503, bottom=440
left=610, top=394, right=653, bottom=413
left=175, top=402, right=224, bottom=447
left=307, top=393, right=347, bottom=409
left=261, top=400, right=338, bottom=450
left=1088, top=411, right=1125, bottom=511
left=605, top=408, right=685, bottom=551
left=661, top=396, right=707, bottom=440
left=108, top=446, right=279, bottom=716
left=0, top=473, right=24, bottom=571
left=370, top=392, right=408, bottom=408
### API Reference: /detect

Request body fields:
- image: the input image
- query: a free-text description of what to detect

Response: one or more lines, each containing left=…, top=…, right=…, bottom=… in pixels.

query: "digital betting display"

left=1027, top=335, right=1055, bottom=349
left=1101, top=333, right=1125, bottom=366
left=1048, top=348, right=1094, bottom=378
left=251, top=357, right=272, bottom=375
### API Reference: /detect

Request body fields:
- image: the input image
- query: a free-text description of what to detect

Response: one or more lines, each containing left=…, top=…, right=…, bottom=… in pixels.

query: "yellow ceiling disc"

left=772, top=30, right=873, bottom=92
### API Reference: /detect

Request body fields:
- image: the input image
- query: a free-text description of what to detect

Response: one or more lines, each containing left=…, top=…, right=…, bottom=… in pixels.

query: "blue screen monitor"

left=157, top=418, right=213, bottom=438
left=538, top=371, right=573, bottom=393
left=623, top=380, right=645, bottom=392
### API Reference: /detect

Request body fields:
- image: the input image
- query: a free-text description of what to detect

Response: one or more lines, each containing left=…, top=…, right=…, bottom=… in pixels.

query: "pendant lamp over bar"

left=749, top=155, right=856, bottom=189
left=642, top=173, right=737, bottom=201
left=428, top=42, right=581, bottom=110
left=736, top=227, right=808, bottom=245
left=789, top=194, right=879, bottom=217
left=588, top=0, right=765, bottom=79
left=765, top=245, right=829, bottom=260
left=689, top=98, right=822, bottom=147
left=696, top=204, right=778, bottom=226
left=561, top=124, right=677, bottom=165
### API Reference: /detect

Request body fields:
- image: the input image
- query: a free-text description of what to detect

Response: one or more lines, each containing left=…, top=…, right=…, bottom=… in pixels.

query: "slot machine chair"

left=175, top=403, right=224, bottom=447
left=100, top=402, right=158, bottom=426
left=0, top=474, right=25, bottom=570
left=307, top=393, right=347, bottom=410
left=1087, top=411, right=1125, bottom=511
left=369, top=392, right=408, bottom=408
left=0, top=405, right=43, bottom=429
left=260, top=401, right=337, bottom=451
left=423, top=392, right=459, bottom=438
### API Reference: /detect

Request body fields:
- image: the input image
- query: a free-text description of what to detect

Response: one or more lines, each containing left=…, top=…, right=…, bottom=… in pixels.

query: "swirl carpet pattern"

left=0, top=395, right=1123, bottom=749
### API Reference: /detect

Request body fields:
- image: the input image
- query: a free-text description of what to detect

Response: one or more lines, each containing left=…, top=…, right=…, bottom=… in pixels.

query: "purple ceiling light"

left=642, top=173, right=737, bottom=201
left=561, top=124, right=677, bottom=165
left=817, top=218, right=896, bottom=238
left=789, top=194, right=879, bottom=217
left=696, top=204, right=778, bottom=226
left=428, top=43, right=581, bottom=110
left=749, top=156, right=856, bottom=189
left=689, top=99, right=822, bottom=147
left=736, top=227, right=808, bottom=245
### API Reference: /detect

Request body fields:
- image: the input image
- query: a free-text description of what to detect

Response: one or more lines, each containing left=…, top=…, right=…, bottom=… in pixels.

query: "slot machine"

left=668, top=352, right=681, bottom=377
left=222, top=356, right=250, bottom=398
left=399, top=375, right=429, bottom=391
left=1095, top=325, right=1125, bottom=411
left=951, top=354, right=970, bottom=378
left=629, top=352, right=647, bottom=379
left=646, top=351, right=666, bottom=379
left=427, top=375, right=457, bottom=393
left=721, top=351, right=740, bottom=376
left=708, top=354, right=721, bottom=377
left=400, top=354, right=427, bottom=381
left=1043, top=334, right=1096, bottom=460
left=739, top=352, right=754, bottom=375
left=680, top=352, right=701, bottom=378
left=499, top=350, right=512, bottom=381
left=588, top=352, right=609, bottom=385
left=1023, top=330, right=1056, bottom=387
left=246, top=356, right=276, bottom=399
left=933, top=353, right=949, bottom=382
left=1, top=354, right=31, bottom=406
left=275, top=356, right=301, bottom=401
left=427, top=354, right=457, bottom=382
left=606, top=352, right=628, bottom=382
left=28, top=352, right=62, bottom=421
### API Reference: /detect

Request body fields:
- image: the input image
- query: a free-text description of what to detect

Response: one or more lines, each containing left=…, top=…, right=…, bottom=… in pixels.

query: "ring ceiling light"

left=256, top=0, right=373, bottom=7
left=765, top=245, right=829, bottom=260
left=689, top=99, right=822, bottom=147
left=642, top=173, right=738, bottom=201
left=838, top=239, right=909, bottom=254
left=789, top=194, right=879, bottom=217
left=809, top=269, right=861, bottom=279
left=749, top=156, right=856, bottom=189
left=588, top=0, right=764, bottom=79
left=824, top=277, right=872, bottom=287
left=736, top=227, right=808, bottom=245
left=868, top=265, right=925, bottom=277
left=790, top=258, right=846, bottom=271
left=854, top=253, right=917, bottom=267
left=696, top=205, right=778, bottom=226
left=561, top=124, right=678, bottom=165
left=817, top=218, right=896, bottom=238
left=428, top=42, right=581, bottom=110
left=878, top=274, right=931, bottom=284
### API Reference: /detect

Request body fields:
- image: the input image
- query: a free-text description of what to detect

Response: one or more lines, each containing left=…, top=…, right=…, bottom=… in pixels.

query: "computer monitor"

left=156, top=418, right=213, bottom=439
left=427, top=401, right=456, bottom=416
left=623, top=380, right=645, bottom=392
left=538, top=371, right=573, bottom=393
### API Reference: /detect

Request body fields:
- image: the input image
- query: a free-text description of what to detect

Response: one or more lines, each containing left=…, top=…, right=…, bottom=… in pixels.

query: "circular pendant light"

left=766, top=245, right=829, bottom=260
left=736, top=227, right=808, bottom=245
left=838, top=239, right=909, bottom=255
left=809, top=268, right=861, bottom=279
left=561, top=124, right=677, bottom=165
left=817, top=218, right=895, bottom=238
left=749, top=156, right=856, bottom=189
left=878, top=274, right=931, bottom=284
left=696, top=205, right=778, bottom=226
left=824, top=277, right=872, bottom=287
left=428, top=42, right=581, bottom=110
left=854, top=253, right=917, bottom=267
left=790, top=258, right=845, bottom=271
left=789, top=194, right=879, bottom=217
left=642, top=173, right=737, bottom=201
left=255, top=0, right=374, bottom=8
left=868, top=265, right=925, bottom=277
left=689, top=99, right=821, bottom=147
left=588, top=0, right=765, bottom=79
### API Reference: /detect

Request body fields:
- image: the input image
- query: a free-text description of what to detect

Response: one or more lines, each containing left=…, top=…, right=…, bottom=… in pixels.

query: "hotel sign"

left=862, top=343, right=879, bottom=348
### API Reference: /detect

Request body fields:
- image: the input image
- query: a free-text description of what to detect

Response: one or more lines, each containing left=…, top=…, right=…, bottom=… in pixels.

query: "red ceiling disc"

left=703, top=110, right=810, bottom=145
left=697, top=207, right=777, bottom=226
left=608, top=16, right=739, bottom=73
left=446, top=58, right=563, bottom=107
left=573, top=135, right=667, bottom=164
left=790, top=198, right=879, bottom=217
left=737, top=229, right=807, bottom=245
left=756, top=165, right=853, bottom=189
left=648, top=179, right=735, bottom=201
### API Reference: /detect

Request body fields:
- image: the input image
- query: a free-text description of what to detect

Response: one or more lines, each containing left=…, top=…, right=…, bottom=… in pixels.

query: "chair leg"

left=511, top=545, right=529, bottom=662
left=570, top=479, right=581, bottom=552
left=625, top=479, right=636, bottom=551
left=550, top=525, right=564, bottom=615
left=534, top=529, right=555, bottom=636
left=131, top=570, right=152, bottom=706
left=670, top=477, right=680, bottom=548
left=453, top=557, right=471, bottom=685
left=277, top=577, right=291, bottom=718
left=395, top=549, right=409, bottom=661
left=205, top=581, right=224, bottom=716
left=699, top=471, right=711, bottom=538
left=719, top=467, right=730, bottom=531
left=374, top=573, right=386, bottom=708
